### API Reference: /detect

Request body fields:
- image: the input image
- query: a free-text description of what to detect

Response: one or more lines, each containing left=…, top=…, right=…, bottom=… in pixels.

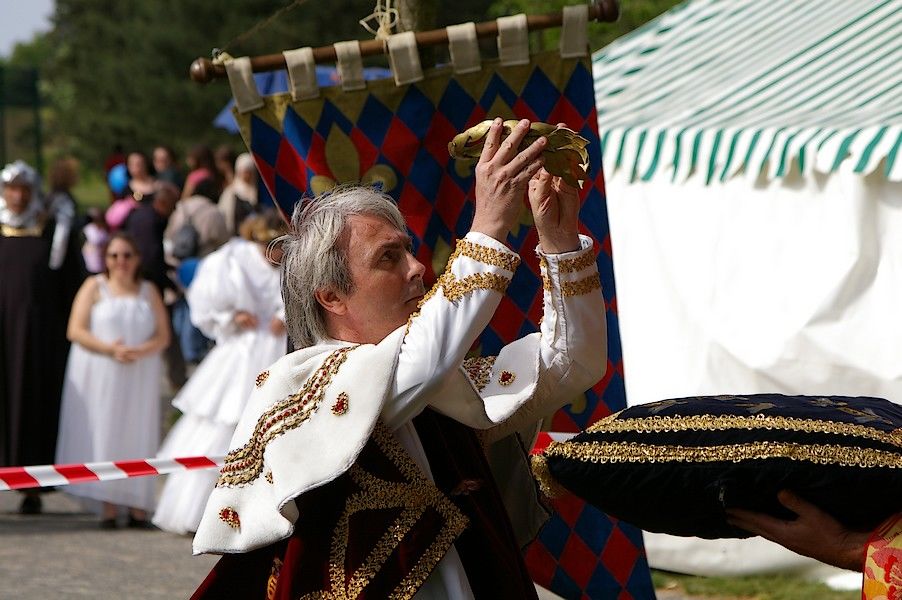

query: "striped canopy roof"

left=593, top=0, right=902, bottom=183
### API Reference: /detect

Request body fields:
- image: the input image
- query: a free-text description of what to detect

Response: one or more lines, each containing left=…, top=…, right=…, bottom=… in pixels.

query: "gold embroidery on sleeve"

left=438, top=271, right=510, bottom=302
left=539, top=256, right=552, bottom=291
left=558, top=251, right=596, bottom=274
left=561, top=273, right=601, bottom=297
left=454, top=238, right=521, bottom=271
left=404, top=244, right=512, bottom=336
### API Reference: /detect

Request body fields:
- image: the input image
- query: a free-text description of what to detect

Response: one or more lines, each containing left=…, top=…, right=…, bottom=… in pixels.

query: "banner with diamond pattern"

left=229, top=50, right=654, bottom=600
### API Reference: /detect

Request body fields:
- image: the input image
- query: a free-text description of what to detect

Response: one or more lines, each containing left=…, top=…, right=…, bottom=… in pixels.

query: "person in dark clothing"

left=122, top=181, right=178, bottom=295
left=0, top=160, right=84, bottom=514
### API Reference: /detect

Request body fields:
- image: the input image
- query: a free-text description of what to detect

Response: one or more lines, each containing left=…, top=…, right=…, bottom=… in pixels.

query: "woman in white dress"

left=153, top=211, right=287, bottom=534
left=56, top=232, right=170, bottom=528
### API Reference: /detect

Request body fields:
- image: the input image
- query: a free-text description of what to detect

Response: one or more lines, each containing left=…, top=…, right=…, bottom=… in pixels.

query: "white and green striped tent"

left=593, top=1, right=901, bottom=587
left=594, top=0, right=902, bottom=184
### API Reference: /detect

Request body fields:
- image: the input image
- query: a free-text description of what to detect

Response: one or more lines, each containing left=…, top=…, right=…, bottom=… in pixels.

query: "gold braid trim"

left=1, top=222, right=45, bottom=237
left=539, top=256, right=552, bottom=291
left=557, top=250, right=596, bottom=274
left=311, top=423, right=468, bottom=600
left=543, top=440, right=902, bottom=469
left=438, top=271, right=510, bottom=302
left=530, top=454, right=567, bottom=499
left=216, top=347, right=357, bottom=487
left=586, top=413, right=902, bottom=449
left=404, top=241, right=512, bottom=336
left=454, top=238, right=520, bottom=271
left=561, top=273, right=601, bottom=297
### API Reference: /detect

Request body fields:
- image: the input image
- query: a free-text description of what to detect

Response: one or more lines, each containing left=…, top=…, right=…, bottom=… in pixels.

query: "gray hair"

left=279, top=185, right=407, bottom=349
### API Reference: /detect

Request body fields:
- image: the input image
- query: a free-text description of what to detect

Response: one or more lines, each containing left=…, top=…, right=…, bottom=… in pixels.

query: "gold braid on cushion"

left=543, top=440, right=902, bottom=469
left=587, top=413, right=902, bottom=449
left=530, top=454, right=567, bottom=499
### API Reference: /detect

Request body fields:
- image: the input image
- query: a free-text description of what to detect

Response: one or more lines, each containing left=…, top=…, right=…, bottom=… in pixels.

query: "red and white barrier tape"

left=1, top=432, right=576, bottom=492
left=0, top=456, right=224, bottom=492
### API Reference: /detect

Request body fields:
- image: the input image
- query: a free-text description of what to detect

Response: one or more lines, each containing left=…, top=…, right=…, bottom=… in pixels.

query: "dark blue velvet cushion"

left=535, top=394, right=902, bottom=539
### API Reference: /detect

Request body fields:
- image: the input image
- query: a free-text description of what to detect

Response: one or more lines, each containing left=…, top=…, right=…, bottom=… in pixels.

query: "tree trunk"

left=397, top=0, right=439, bottom=67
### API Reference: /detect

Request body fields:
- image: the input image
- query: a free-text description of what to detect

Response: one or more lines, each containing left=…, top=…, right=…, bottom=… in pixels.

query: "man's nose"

left=406, top=252, right=426, bottom=279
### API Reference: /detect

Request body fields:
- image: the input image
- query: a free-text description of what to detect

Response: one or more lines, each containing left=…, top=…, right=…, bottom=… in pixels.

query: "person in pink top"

left=182, top=144, right=219, bottom=199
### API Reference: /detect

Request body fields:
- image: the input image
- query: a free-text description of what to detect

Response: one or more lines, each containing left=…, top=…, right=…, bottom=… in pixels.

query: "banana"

left=448, top=119, right=590, bottom=187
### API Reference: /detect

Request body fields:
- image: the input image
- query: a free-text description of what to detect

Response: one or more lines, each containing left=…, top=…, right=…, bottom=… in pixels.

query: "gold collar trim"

left=1, top=222, right=45, bottom=237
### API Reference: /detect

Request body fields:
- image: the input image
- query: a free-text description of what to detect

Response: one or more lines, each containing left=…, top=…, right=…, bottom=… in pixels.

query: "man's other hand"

left=528, top=166, right=581, bottom=254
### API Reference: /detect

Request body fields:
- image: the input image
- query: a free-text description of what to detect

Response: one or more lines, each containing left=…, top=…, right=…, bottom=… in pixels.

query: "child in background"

left=82, top=207, right=110, bottom=274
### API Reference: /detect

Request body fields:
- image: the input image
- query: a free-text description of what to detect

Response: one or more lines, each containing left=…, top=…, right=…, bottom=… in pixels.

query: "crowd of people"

left=1, top=124, right=898, bottom=597
left=0, top=144, right=283, bottom=533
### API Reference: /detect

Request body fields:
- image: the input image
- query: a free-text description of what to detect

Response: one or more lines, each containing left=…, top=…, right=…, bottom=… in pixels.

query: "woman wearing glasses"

left=55, top=232, right=171, bottom=528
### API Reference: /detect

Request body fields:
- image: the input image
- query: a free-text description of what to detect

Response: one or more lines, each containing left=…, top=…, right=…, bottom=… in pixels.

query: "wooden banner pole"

left=189, top=0, right=619, bottom=83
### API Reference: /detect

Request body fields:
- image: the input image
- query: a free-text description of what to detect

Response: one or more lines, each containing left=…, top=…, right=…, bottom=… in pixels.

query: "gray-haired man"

left=191, top=119, right=608, bottom=599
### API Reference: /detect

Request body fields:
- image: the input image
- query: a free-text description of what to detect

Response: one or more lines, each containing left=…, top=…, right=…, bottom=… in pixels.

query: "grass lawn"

left=652, top=570, right=859, bottom=600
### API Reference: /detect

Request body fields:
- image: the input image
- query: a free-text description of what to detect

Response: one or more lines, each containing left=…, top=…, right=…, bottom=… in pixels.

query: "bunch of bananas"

left=448, top=120, right=589, bottom=187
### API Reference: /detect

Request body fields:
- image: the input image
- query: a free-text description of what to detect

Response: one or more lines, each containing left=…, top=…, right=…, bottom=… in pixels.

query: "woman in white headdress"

left=218, top=152, right=259, bottom=235
left=153, top=210, right=287, bottom=534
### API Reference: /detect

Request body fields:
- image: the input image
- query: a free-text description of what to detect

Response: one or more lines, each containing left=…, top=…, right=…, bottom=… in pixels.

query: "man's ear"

left=314, top=287, right=347, bottom=316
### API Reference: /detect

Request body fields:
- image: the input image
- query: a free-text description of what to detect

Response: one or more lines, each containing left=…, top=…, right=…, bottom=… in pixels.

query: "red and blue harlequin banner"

left=230, top=50, right=655, bottom=600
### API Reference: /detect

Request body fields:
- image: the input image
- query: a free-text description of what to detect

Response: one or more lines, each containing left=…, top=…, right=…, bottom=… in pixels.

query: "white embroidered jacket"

left=193, top=232, right=606, bottom=554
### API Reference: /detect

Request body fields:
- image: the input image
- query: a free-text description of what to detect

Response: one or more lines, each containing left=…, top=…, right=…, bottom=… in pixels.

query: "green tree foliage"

left=41, top=0, right=500, bottom=168
left=10, top=0, right=685, bottom=169
left=490, top=0, right=685, bottom=51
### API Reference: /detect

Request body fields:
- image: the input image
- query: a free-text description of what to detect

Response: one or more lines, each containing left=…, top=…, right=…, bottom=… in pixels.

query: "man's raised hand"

left=470, top=118, right=546, bottom=243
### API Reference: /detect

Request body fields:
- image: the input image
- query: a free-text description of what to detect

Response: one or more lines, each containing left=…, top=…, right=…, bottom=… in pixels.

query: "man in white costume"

left=191, top=118, right=608, bottom=599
